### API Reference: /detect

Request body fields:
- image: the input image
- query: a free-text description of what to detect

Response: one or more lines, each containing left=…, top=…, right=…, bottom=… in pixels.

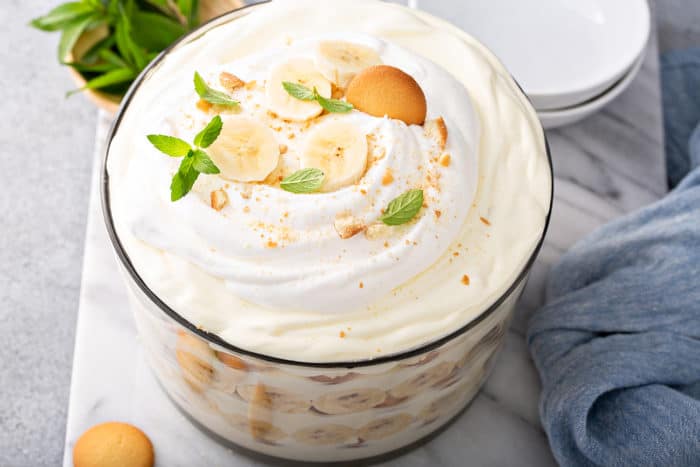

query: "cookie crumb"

left=219, top=71, right=245, bottom=91
left=461, top=274, right=470, bottom=286
left=439, top=154, right=451, bottom=167
left=480, top=216, right=491, bottom=226
left=196, top=99, right=212, bottom=112
left=210, top=189, right=229, bottom=211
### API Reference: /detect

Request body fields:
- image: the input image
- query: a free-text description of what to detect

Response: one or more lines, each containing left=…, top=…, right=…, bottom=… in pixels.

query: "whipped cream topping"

left=108, top=0, right=551, bottom=362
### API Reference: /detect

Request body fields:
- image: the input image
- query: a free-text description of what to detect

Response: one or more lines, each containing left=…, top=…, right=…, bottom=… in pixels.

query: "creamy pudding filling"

left=108, top=0, right=550, bottom=362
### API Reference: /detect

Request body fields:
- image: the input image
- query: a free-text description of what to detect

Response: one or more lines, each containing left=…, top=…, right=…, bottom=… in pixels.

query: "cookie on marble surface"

left=73, top=421, right=154, bottom=467
left=346, top=65, right=427, bottom=125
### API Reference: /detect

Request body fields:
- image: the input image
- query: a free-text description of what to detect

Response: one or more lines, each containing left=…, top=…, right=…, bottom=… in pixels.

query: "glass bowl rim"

left=100, top=1, right=554, bottom=369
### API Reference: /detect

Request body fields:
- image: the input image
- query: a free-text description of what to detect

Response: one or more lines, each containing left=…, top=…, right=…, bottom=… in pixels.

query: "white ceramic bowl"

left=538, top=50, right=645, bottom=129
left=424, top=0, right=650, bottom=110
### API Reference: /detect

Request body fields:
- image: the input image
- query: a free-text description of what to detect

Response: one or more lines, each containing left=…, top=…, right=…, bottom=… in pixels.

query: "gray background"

left=1, top=1, right=699, bottom=466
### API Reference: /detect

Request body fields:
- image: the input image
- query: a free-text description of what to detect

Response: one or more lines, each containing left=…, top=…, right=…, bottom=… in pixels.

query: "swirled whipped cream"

left=108, top=0, right=551, bottom=362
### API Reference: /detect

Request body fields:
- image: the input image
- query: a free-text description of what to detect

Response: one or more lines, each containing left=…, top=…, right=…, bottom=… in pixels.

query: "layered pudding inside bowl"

left=104, top=0, right=551, bottom=461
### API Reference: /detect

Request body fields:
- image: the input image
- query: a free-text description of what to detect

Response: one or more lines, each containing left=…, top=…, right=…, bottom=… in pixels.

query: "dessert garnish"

left=282, top=81, right=353, bottom=113
left=206, top=116, right=280, bottom=182
left=194, top=71, right=238, bottom=107
left=346, top=65, right=427, bottom=125
left=147, top=116, right=222, bottom=201
left=300, top=119, right=368, bottom=191
left=380, top=189, right=424, bottom=225
left=314, top=40, right=382, bottom=88
left=425, top=117, right=448, bottom=150
left=280, top=168, right=325, bottom=193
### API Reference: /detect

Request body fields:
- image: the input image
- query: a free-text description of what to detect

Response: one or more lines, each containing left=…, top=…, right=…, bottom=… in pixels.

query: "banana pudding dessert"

left=104, top=0, right=551, bottom=461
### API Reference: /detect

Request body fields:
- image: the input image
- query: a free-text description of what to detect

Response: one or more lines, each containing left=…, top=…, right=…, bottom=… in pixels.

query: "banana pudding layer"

left=107, top=0, right=551, bottom=362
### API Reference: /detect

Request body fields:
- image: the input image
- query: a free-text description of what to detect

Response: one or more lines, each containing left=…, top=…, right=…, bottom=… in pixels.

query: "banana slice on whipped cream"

left=265, top=58, right=332, bottom=121
left=313, top=40, right=382, bottom=88
left=300, top=119, right=368, bottom=192
left=207, top=116, right=280, bottom=182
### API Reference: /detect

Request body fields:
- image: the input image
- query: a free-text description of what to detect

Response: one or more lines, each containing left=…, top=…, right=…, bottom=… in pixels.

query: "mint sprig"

left=281, top=82, right=353, bottom=113
left=380, top=189, right=424, bottom=226
left=280, top=168, right=325, bottom=193
left=194, top=71, right=238, bottom=107
left=147, top=115, right=222, bottom=201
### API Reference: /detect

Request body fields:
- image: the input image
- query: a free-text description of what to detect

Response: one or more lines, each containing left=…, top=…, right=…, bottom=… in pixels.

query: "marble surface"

left=62, top=31, right=665, bottom=467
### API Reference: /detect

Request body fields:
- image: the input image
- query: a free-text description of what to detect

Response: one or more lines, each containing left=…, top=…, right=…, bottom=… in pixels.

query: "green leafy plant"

left=31, top=0, right=201, bottom=98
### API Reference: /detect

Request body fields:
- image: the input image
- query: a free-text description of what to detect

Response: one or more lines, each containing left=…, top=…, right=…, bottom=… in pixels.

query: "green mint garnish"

left=280, top=168, right=325, bottom=193
left=281, top=82, right=353, bottom=113
left=194, top=71, right=238, bottom=106
left=146, top=135, right=192, bottom=157
left=193, top=115, right=223, bottom=148
left=380, top=189, right=424, bottom=226
left=147, top=115, right=223, bottom=201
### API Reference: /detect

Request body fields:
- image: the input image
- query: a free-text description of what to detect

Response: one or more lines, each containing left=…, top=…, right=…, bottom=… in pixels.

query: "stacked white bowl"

left=415, top=0, right=651, bottom=129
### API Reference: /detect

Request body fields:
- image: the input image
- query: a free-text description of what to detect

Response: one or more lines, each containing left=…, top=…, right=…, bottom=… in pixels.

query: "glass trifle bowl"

left=102, top=0, right=553, bottom=462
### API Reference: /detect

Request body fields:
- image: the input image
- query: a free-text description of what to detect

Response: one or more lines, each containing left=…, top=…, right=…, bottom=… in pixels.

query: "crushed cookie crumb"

left=425, top=116, right=448, bottom=150
left=339, top=331, right=346, bottom=338
left=439, top=154, right=451, bottom=167
left=196, top=99, right=212, bottom=112
left=461, top=274, right=470, bottom=286
left=360, top=189, right=367, bottom=195
left=480, top=216, right=491, bottom=226
left=384, top=241, right=389, bottom=248
left=381, top=169, right=394, bottom=186
left=359, top=282, right=364, bottom=289
left=210, top=189, right=229, bottom=211
left=266, top=240, right=278, bottom=248
left=334, top=214, right=367, bottom=239
left=219, top=71, right=245, bottom=91
left=279, top=144, right=288, bottom=154
left=243, top=206, right=251, bottom=213
left=434, top=209, right=442, bottom=218
left=453, top=251, right=459, bottom=257
left=244, top=80, right=257, bottom=90
left=283, top=212, right=289, bottom=218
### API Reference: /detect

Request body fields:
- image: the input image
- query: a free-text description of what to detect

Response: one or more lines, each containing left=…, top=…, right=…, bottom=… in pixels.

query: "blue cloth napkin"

left=527, top=49, right=700, bottom=467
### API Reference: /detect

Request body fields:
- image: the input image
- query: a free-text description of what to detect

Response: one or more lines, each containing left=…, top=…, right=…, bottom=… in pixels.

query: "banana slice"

left=301, top=120, right=368, bottom=192
left=236, top=384, right=311, bottom=414
left=175, top=330, right=214, bottom=392
left=207, top=116, right=279, bottom=182
left=314, top=40, right=382, bottom=88
left=389, top=361, right=456, bottom=400
left=358, top=413, right=413, bottom=441
left=265, top=58, right=332, bottom=121
left=293, top=424, right=356, bottom=446
left=313, top=388, right=387, bottom=415
left=225, top=413, right=287, bottom=443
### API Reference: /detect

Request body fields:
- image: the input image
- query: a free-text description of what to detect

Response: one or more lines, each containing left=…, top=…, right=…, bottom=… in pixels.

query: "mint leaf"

left=30, top=2, right=96, bottom=32
left=131, top=11, right=186, bottom=50
left=380, top=189, right=424, bottom=225
left=315, top=93, right=353, bottom=113
left=192, top=149, right=220, bottom=174
left=58, top=15, right=95, bottom=62
left=68, top=67, right=136, bottom=96
left=193, top=115, right=222, bottom=148
left=170, top=154, right=199, bottom=201
left=194, top=71, right=238, bottom=106
left=282, top=82, right=353, bottom=113
left=147, top=135, right=191, bottom=157
left=282, top=81, right=315, bottom=101
left=280, top=168, right=325, bottom=194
